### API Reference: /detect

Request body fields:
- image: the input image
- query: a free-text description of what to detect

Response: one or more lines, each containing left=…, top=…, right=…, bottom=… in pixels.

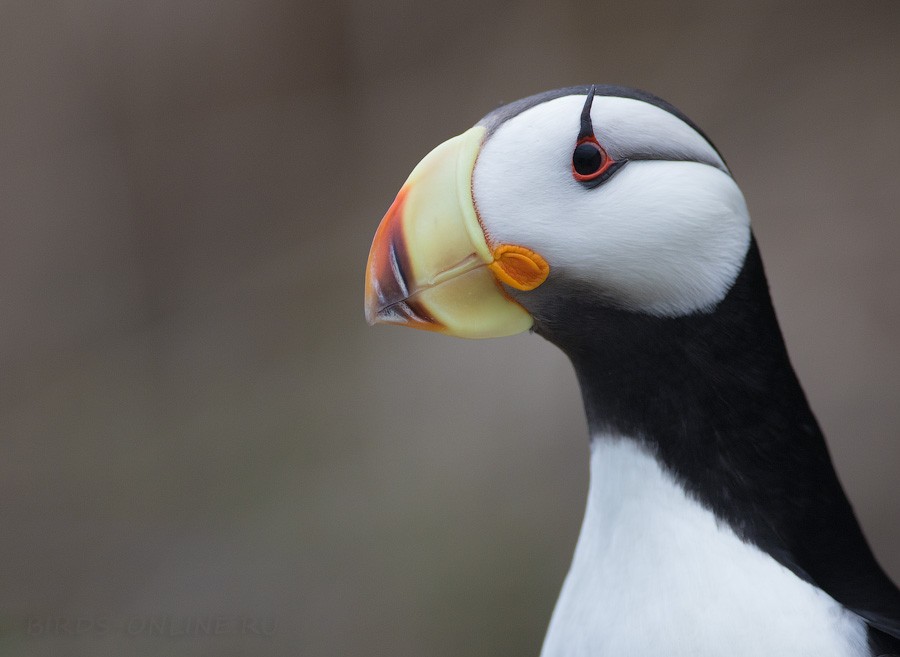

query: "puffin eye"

left=573, top=141, right=605, bottom=177
left=571, top=138, right=624, bottom=186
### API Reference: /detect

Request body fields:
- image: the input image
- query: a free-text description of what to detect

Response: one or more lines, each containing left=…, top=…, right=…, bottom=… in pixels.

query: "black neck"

left=540, top=239, right=815, bottom=452
left=529, top=237, right=900, bottom=635
left=532, top=238, right=883, bottom=599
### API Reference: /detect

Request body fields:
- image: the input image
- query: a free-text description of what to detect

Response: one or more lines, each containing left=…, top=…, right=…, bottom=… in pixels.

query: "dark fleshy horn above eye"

left=572, top=85, right=626, bottom=187
left=578, top=85, right=596, bottom=142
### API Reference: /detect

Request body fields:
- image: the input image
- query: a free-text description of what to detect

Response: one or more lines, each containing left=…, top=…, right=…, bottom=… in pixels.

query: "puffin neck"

left=536, top=238, right=849, bottom=555
left=535, top=238, right=900, bottom=645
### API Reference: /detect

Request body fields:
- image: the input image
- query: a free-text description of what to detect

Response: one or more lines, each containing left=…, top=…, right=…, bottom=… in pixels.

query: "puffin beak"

left=364, top=126, right=548, bottom=339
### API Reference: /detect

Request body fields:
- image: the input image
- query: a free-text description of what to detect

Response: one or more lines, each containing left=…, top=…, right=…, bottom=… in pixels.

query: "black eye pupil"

left=573, top=142, right=604, bottom=175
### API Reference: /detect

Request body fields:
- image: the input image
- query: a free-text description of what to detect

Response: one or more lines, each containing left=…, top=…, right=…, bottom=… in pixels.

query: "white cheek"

left=474, top=158, right=751, bottom=317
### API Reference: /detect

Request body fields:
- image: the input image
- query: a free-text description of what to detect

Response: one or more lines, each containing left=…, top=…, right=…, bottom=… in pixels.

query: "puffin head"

left=365, top=86, right=752, bottom=342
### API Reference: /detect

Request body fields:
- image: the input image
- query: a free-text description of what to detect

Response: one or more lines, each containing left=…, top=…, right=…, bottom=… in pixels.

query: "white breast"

left=540, top=436, right=870, bottom=657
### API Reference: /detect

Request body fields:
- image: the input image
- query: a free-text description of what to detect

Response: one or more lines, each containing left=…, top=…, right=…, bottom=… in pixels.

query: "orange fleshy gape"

left=488, top=244, right=550, bottom=291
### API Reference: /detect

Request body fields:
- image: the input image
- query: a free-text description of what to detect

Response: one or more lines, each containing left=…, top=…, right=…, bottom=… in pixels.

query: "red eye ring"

left=572, top=137, right=617, bottom=182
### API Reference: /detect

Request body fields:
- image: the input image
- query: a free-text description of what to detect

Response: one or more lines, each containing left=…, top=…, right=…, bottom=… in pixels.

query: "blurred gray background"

left=1, top=1, right=898, bottom=655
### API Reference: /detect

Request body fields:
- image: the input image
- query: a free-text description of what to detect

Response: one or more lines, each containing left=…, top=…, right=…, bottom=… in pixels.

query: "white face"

left=472, top=94, right=751, bottom=317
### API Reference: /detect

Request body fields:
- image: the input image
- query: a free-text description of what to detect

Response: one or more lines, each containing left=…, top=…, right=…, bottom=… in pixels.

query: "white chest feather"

left=541, top=437, right=869, bottom=657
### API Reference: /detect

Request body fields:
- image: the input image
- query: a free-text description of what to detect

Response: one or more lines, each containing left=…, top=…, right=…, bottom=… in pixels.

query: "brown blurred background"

left=1, top=1, right=898, bottom=655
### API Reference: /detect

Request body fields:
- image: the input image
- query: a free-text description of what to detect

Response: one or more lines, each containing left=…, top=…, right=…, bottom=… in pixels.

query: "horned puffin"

left=363, top=85, right=900, bottom=657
